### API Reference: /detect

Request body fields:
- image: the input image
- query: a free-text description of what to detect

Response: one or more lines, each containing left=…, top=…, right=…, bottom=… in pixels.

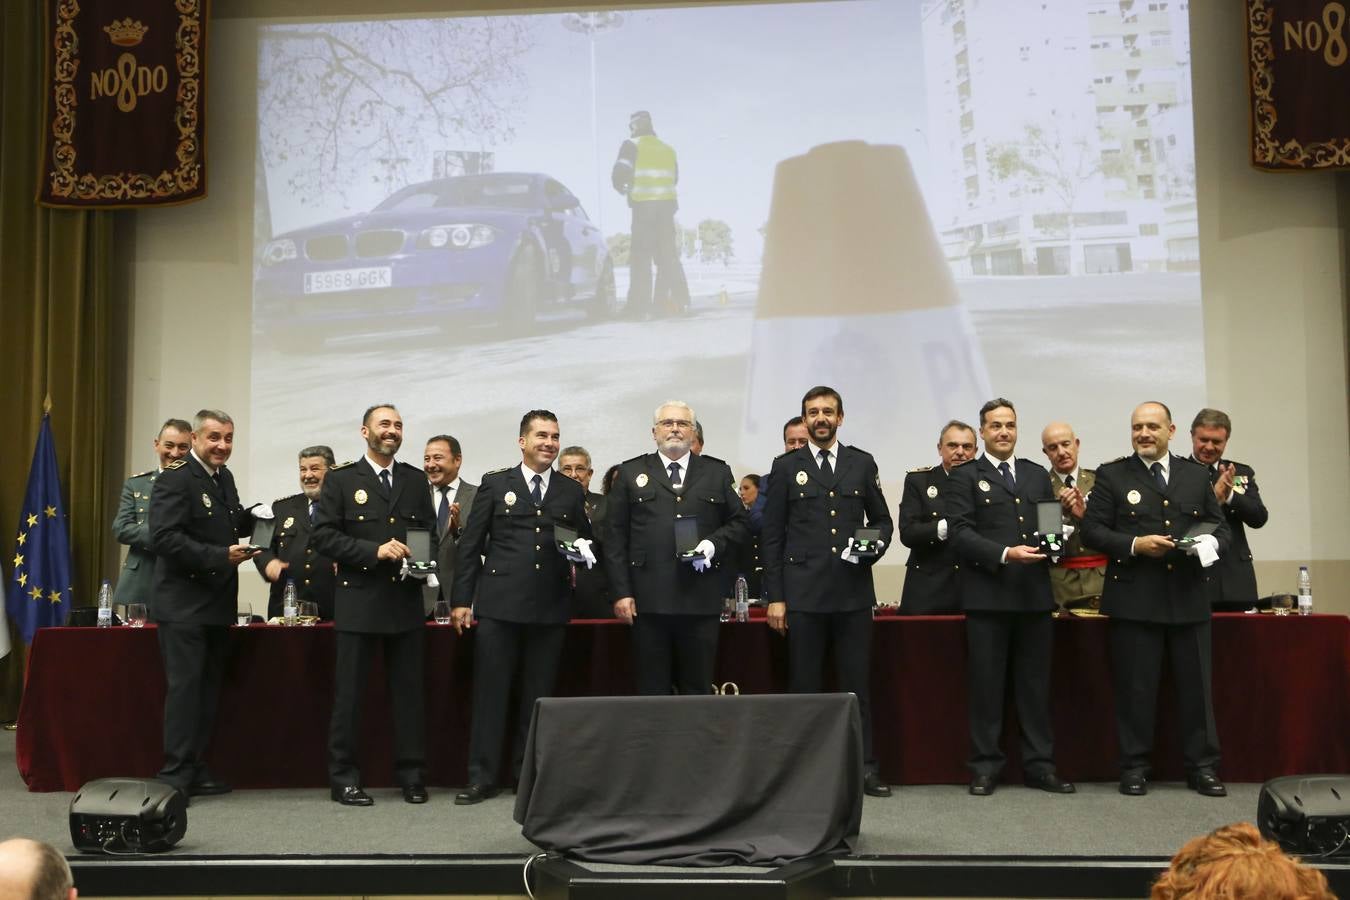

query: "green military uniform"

left=112, top=469, right=159, bottom=604
left=1048, top=468, right=1106, bottom=611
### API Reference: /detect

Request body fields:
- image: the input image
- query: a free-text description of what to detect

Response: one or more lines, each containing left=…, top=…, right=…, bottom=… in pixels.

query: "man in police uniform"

left=1189, top=408, right=1268, bottom=610
left=1083, top=401, right=1230, bottom=797
left=897, top=419, right=976, bottom=615
left=1040, top=422, right=1107, bottom=612
left=603, top=401, right=747, bottom=695
left=947, top=398, right=1073, bottom=796
left=762, top=386, right=894, bottom=797
left=254, top=445, right=338, bottom=620
left=424, top=435, right=477, bottom=615
left=559, top=445, right=612, bottom=619
left=612, top=110, right=689, bottom=318
left=113, top=418, right=191, bottom=605
left=148, top=409, right=255, bottom=799
left=450, top=412, right=592, bottom=804
left=312, top=404, right=436, bottom=807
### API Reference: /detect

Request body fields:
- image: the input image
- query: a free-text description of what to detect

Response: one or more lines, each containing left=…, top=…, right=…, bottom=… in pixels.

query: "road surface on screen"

left=250, top=0, right=1205, bottom=512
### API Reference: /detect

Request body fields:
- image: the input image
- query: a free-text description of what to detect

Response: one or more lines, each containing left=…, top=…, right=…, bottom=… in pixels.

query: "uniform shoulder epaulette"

left=274, top=491, right=305, bottom=504
left=1101, top=455, right=1128, bottom=466
left=482, top=465, right=514, bottom=477
left=622, top=453, right=648, bottom=465
left=330, top=460, right=356, bottom=470
left=953, top=457, right=976, bottom=467
left=130, top=468, right=156, bottom=479
left=908, top=465, right=932, bottom=473
left=698, top=453, right=728, bottom=466
left=164, top=459, right=187, bottom=470
left=1175, top=455, right=1205, bottom=468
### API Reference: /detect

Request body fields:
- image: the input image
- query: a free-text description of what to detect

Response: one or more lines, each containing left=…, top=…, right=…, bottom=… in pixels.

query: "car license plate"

left=303, top=267, right=392, bottom=294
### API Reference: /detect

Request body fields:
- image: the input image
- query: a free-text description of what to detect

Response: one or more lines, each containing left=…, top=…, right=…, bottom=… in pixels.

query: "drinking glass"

left=298, top=601, right=319, bottom=626
left=127, top=603, right=148, bottom=628
left=236, top=602, right=252, bottom=626
left=433, top=600, right=452, bottom=626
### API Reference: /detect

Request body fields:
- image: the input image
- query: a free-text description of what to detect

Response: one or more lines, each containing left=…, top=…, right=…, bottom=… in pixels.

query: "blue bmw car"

left=254, top=172, right=618, bottom=339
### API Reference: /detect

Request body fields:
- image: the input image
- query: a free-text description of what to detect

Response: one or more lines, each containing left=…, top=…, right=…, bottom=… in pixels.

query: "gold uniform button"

left=389, top=517, right=395, bottom=524
left=1167, top=564, right=1174, bottom=571
left=305, top=563, right=312, bottom=570
left=829, top=491, right=835, bottom=497
left=357, top=515, right=364, bottom=521
left=831, top=528, right=837, bottom=535
left=1163, top=500, right=1170, bottom=507
left=1164, top=520, right=1171, bottom=527
left=535, top=545, right=541, bottom=551
left=831, top=547, right=838, bottom=553
left=536, top=509, right=543, bottom=516
left=676, top=496, right=683, bottom=503
left=536, top=527, right=541, bottom=533
left=1018, top=516, right=1024, bottom=522
left=1014, top=498, right=1021, bottom=504
left=830, top=510, right=837, bottom=517
left=535, top=563, right=541, bottom=570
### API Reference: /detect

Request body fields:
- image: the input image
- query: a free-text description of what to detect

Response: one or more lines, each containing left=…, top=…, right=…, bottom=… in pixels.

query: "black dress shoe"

left=863, top=772, right=892, bottom=798
left=1187, top=770, right=1227, bottom=797
left=453, top=784, right=499, bottom=806
left=402, top=783, right=428, bottom=804
left=1024, top=771, right=1076, bottom=794
left=969, top=774, right=997, bottom=796
left=1119, top=771, right=1148, bottom=796
left=188, top=776, right=232, bottom=797
left=330, top=785, right=374, bottom=806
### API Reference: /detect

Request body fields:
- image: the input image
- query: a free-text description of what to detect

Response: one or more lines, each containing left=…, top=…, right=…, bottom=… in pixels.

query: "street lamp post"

left=561, top=12, right=623, bottom=240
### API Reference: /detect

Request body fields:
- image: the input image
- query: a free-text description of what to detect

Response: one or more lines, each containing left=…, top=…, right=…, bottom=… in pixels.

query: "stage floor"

left=7, top=727, right=1316, bottom=899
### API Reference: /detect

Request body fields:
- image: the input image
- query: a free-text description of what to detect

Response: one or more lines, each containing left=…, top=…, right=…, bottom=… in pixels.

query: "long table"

left=16, top=614, right=1350, bottom=792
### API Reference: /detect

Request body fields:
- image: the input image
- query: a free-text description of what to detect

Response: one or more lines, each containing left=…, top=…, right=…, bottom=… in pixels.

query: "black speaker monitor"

left=70, top=778, right=187, bottom=853
left=1257, top=774, right=1350, bottom=858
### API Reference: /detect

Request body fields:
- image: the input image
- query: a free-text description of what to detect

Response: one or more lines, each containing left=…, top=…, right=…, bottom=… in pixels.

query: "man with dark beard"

left=312, top=404, right=436, bottom=806
left=254, top=445, right=338, bottom=620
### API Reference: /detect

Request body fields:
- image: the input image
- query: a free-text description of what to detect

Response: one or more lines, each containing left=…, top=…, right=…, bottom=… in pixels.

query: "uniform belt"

left=1057, top=554, right=1107, bottom=570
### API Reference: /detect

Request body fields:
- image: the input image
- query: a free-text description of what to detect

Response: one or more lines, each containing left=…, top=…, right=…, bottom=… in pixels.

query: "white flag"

left=0, top=577, right=10, bottom=660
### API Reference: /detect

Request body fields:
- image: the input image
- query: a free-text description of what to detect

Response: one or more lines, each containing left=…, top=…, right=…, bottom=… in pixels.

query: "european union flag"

left=8, top=413, right=73, bottom=644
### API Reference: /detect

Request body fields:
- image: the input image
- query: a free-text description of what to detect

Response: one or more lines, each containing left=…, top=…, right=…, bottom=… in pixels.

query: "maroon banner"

left=39, top=0, right=207, bottom=207
left=1249, top=0, right=1350, bottom=169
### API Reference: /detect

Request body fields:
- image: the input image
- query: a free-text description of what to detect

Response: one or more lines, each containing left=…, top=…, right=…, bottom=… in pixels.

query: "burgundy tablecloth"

left=16, top=614, right=1350, bottom=791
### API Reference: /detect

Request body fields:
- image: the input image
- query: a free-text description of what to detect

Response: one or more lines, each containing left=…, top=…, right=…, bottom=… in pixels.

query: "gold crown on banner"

left=102, top=18, right=149, bottom=47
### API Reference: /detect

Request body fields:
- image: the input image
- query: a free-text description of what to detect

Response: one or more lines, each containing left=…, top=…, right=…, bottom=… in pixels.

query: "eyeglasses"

left=656, top=419, right=693, bottom=430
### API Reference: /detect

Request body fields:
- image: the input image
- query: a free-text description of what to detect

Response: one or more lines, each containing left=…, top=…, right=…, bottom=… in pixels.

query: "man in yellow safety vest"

left=611, top=110, right=690, bottom=319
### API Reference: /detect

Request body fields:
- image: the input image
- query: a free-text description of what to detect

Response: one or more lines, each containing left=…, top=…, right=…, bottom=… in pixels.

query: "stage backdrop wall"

left=119, top=0, right=1350, bottom=616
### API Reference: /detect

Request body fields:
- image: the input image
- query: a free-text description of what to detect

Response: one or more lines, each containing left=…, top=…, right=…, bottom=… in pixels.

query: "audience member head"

left=1039, top=422, right=1080, bottom=475
left=297, top=445, right=335, bottom=500
left=0, top=837, right=77, bottom=900
left=977, top=398, right=1017, bottom=461
left=652, top=401, right=696, bottom=460
left=937, top=420, right=976, bottom=471
left=1190, top=408, right=1232, bottom=467
left=1151, top=822, right=1335, bottom=900
left=738, top=473, right=760, bottom=509
left=691, top=420, right=704, bottom=455
left=782, top=416, right=808, bottom=453
left=602, top=463, right=621, bottom=495
left=154, top=418, right=192, bottom=469
left=423, top=435, right=462, bottom=488
left=559, top=446, right=594, bottom=491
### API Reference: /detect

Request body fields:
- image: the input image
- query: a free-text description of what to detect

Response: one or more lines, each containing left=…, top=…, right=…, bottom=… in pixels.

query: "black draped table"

left=514, top=694, right=863, bottom=865
left=16, top=614, right=1350, bottom=792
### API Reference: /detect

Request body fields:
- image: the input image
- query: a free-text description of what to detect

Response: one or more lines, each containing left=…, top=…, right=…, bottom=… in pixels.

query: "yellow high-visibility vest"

left=630, top=135, right=677, bottom=203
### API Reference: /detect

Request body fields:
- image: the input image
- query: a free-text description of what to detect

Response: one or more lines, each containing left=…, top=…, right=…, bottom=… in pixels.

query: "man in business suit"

left=253, top=445, right=338, bottom=620
left=148, top=409, right=256, bottom=799
left=1040, top=422, right=1107, bottom=612
left=897, top=419, right=976, bottom=615
left=1189, top=408, right=1268, bottom=610
left=1083, top=401, right=1231, bottom=797
left=450, top=412, right=592, bottom=804
left=423, top=435, right=476, bottom=615
left=311, top=404, right=436, bottom=807
left=604, top=401, right=747, bottom=695
left=947, top=398, right=1073, bottom=796
left=559, top=445, right=612, bottom=619
left=113, top=418, right=191, bottom=605
left=762, top=386, right=895, bottom=797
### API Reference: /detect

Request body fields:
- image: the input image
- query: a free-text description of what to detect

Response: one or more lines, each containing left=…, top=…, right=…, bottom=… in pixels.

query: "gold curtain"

left=0, top=3, right=126, bottom=720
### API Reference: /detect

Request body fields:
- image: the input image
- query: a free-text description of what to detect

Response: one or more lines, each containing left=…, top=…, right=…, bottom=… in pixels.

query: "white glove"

left=1062, top=524, right=1075, bottom=540
left=841, top=537, right=861, bottom=565
left=249, top=502, right=275, bottom=520
left=690, top=539, right=716, bottom=573
left=572, top=537, right=597, bottom=570
left=937, top=519, right=948, bottom=541
left=1184, top=533, right=1220, bottom=568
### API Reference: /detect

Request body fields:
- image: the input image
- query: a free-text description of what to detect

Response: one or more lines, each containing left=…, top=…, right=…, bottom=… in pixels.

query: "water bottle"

left=734, top=575, right=749, bottom=623
left=96, top=580, right=113, bottom=627
left=282, top=579, right=298, bottom=627
left=1297, top=566, right=1313, bottom=616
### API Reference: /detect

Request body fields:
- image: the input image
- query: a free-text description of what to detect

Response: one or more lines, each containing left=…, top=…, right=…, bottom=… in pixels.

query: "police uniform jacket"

left=571, top=491, right=614, bottom=618
left=602, top=452, right=747, bottom=616
left=113, top=469, right=159, bottom=604
left=1081, top=454, right=1231, bottom=625
left=253, top=492, right=337, bottom=620
left=149, top=456, right=252, bottom=625
left=946, top=456, right=1055, bottom=613
left=761, top=444, right=893, bottom=613
left=311, top=458, right=436, bottom=634
left=897, top=466, right=960, bottom=614
left=1195, top=458, right=1267, bottom=607
left=452, top=466, right=589, bottom=625
left=1048, top=467, right=1106, bottom=606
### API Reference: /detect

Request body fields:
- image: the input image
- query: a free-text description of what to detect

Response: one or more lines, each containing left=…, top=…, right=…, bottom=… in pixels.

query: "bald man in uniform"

left=1040, top=422, right=1106, bottom=612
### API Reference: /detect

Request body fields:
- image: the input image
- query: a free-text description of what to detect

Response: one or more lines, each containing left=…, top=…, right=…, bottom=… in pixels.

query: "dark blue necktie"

left=379, top=469, right=391, bottom=495
left=531, top=473, right=543, bottom=505
left=668, top=462, right=682, bottom=487
left=818, top=449, right=833, bottom=478
left=308, top=500, right=316, bottom=523
left=1151, top=462, right=1166, bottom=492
left=998, top=461, right=1015, bottom=492
left=437, top=486, right=450, bottom=534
